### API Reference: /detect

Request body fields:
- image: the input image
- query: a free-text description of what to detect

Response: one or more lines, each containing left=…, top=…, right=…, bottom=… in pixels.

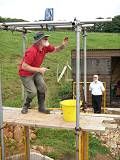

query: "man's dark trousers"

left=92, top=95, right=102, bottom=113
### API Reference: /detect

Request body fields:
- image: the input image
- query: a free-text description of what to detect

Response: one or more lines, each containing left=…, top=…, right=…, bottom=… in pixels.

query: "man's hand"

left=37, top=67, right=49, bottom=75
left=22, top=62, right=49, bottom=75
left=54, top=36, right=69, bottom=52
left=62, top=37, right=68, bottom=46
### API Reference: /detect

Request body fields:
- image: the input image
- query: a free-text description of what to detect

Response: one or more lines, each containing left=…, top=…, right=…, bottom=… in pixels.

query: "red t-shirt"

left=18, top=44, right=55, bottom=76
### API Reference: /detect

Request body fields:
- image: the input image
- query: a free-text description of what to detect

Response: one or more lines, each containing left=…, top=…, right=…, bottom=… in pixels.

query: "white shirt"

left=89, top=81, right=105, bottom=95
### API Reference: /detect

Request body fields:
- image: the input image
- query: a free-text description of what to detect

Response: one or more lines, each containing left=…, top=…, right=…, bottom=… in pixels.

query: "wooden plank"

left=103, top=123, right=118, bottom=129
left=3, top=107, right=119, bottom=132
left=80, top=113, right=120, bottom=119
left=107, top=108, right=120, bottom=112
left=24, top=126, right=30, bottom=160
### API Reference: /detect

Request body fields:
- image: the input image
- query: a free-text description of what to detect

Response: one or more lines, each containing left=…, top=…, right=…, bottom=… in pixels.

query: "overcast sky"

left=0, top=0, right=120, bottom=21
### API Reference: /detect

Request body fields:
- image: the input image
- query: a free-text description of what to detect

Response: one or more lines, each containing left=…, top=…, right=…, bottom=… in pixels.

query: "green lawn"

left=0, top=30, right=120, bottom=159
left=0, top=30, right=120, bottom=107
left=31, top=128, right=110, bottom=160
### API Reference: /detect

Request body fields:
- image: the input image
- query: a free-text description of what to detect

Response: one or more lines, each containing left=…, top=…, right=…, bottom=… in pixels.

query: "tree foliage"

left=0, top=16, right=27, bottom=22
left=91, top=15, right=120, bottom=33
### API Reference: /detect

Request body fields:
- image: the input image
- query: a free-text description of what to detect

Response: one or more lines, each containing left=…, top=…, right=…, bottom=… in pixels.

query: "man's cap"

left=33, top=32, right=50, bottom=44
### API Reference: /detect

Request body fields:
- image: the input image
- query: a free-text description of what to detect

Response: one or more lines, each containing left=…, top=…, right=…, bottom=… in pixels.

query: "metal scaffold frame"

left=0, top=18, right=112, bottom=160
left=0, top=75, right=5, bottom=160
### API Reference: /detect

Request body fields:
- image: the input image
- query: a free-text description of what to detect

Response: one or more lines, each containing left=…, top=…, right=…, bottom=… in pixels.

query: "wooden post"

left=83, top=131, right=89, bottom=160
left=79, top=130, right=89, bottom=160
left=79, top=131, right=82, bottom=160
left=24, top=126, right=30, bottom=160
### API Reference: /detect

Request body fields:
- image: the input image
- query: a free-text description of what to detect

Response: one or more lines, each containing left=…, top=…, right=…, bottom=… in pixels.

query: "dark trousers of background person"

left=92, top=95, right=102, bottom=113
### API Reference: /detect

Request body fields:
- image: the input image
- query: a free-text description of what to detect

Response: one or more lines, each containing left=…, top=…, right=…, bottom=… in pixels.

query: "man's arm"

left=100, top=82, right=105, bottom=92
left=22, top=62, right=48, bottom=75
left=89, top=83, right=92, bottom=91
left=54, top=37, right=68, bottom=52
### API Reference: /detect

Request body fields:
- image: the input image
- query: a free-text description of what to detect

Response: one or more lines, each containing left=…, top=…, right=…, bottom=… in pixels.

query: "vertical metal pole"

left=22, top=32, right=26, bottom=56
left=104, top=82, right=106, bottom=113
left=24, top=126, right=30, bottom=160
left=22, top=32, right=26, bottom=99
left=75, top=22, right=81, bottom=160
left=83, top=27, right=87, bottom=102
left=57, top=64, right=59, bottom=82
left=0, top=72, right=5, bottom=160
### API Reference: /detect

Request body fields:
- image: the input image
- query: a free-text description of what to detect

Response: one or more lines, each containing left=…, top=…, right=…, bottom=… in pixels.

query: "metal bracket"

left=75, top=127, right=82, bottom=135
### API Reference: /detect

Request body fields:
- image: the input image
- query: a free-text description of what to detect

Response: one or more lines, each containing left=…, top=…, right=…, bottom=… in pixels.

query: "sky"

left=0, top=0, right=120, bottom=21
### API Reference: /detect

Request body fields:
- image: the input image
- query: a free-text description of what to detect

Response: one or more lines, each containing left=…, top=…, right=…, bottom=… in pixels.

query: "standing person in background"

left=18, top=32, right=68, bottom=114
left=89, top=75, right=105, bottom=113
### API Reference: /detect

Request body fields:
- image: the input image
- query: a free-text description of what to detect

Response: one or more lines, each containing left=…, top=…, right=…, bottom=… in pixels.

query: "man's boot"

left=37, top=92, right=50, bottom=114
left=21, top=97, right=32, bottom=114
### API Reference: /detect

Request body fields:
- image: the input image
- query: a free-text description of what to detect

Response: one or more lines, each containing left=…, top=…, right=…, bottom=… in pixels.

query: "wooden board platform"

left=3, top=107, right=120, bottom=132
left=107, top=108, right=120, bottom=113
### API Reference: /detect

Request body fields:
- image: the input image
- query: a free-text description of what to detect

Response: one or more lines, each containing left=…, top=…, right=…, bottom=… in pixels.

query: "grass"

left=31, top=128, right=76, bottom=159
left=89, top=134, right=109, bottom=157
left=31, top=128, right=110, bottom=159
left=0, top=30, right=120, bottom=107
left=0, top=30, right=120, bottom=159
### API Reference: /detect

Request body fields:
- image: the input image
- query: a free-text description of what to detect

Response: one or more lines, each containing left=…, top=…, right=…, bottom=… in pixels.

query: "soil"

left=90, top=153, right=116, bottom=160
left=58, top=152, right=116, bottom=160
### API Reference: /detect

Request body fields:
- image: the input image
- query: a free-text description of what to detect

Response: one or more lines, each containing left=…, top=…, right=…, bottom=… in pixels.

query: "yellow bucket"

left=60, top=99, right=82, bottom=122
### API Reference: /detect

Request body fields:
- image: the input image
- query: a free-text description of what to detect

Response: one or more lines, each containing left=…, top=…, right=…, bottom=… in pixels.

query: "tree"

left=0, top=16, right=27, bottom=22
left=90, top=15, right=120, bottom=33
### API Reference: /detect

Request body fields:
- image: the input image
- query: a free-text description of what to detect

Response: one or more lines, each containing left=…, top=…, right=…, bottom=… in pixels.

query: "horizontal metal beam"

left=0, top=26, right=32, bottom=33
left=0, top=19, right=112, bottom=32
left=0, top=21, right=73, bottom=27
left=0, top=19, right=112, bottom=28
left=0, top=25, right=74, bottom=32
left=18, top=25, right=74, bottom=30
left=76, top=18, right=112, bottom=24
left=82, top=24, right=94, bottom=27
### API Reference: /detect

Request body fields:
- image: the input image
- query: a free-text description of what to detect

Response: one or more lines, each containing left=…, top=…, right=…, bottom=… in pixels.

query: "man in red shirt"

left=19, top=32, right=68, bottom=114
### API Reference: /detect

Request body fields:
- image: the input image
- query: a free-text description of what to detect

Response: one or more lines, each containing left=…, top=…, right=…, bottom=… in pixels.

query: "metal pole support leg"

left=24, top=126, right=30, bottom=160
left=22, top=32, right=26, bottom=100
left=103, top=82, right=106, bottom=113
left=0, top=145, right=2, bottom=160
left=0, top=78, right=5, bottom=160
left=75, top=21, right=81, bottom=160
left=79, top=131, right=89, bottom=160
